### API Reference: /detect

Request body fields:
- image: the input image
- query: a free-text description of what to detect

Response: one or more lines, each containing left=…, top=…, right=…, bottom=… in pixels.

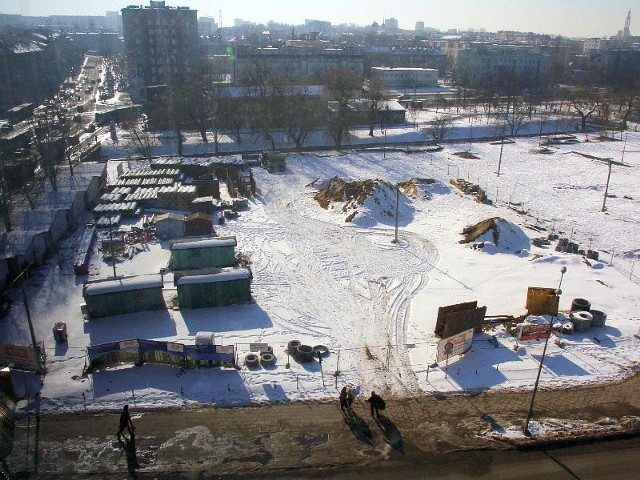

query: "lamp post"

left=523, top=266, right=567, bottom=436
left=602, top=158, right=613, bottom=212
left=382, top=128, right=387, bottom=158
left=497, top=136, right=505, bottom=176
left=621, top=133, right=628, bottom=165
left=392, top=183, right=399, bottom=244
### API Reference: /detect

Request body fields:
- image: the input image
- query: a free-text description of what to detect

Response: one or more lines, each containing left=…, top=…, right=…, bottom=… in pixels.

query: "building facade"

left=121, top=1, right=199, bottom=97
left=371, top=66, right=439, bottom=88
left=233, top=45, right=364, bottom=84
left=456, top=44, right=551, bottom=88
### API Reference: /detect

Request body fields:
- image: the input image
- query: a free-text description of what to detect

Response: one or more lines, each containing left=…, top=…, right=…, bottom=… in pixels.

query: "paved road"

left=5, top=373, right=640, bottom=479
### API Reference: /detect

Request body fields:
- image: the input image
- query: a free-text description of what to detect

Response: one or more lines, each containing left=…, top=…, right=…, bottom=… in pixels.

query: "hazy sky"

left=2, top=0, right=640, bottom=38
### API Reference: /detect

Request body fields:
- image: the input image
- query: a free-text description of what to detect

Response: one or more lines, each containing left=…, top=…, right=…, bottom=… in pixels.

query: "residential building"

left=232, top=45, right=364, bottom=84
left=384, top=18, right=399, bottom=30
left=363, top=46, right=447, bottom=75
left=121, top=1, right=199, bottom=98
left=0, top=29, right=83, bottom=111
left=456, top=44, right=551, bottom=88
left=371, top=66, right=439, bottom=88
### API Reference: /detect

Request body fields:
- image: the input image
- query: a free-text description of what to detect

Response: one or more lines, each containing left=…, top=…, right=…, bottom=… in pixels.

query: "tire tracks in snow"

left=227, top=175, right=440, bottom=392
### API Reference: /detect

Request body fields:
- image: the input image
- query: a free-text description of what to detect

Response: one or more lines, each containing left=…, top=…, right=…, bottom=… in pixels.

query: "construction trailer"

left=82, top=274, right=165, bottom=319
left=169, top=237, right=237, bottom=271
left=176, top=268, right=251, bottom=309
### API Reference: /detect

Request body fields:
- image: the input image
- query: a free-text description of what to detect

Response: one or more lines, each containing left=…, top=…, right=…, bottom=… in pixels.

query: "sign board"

left=119, top=340, right=138, bottom=350
left=250, top=343, right=269, bottom=352
left=167, top=342, right=185, bottom=353
left=0, top=344, right=41, bottom=371
left=436, top=328, right=474, bottom=363
left=518, top=323, right=550, bottom=341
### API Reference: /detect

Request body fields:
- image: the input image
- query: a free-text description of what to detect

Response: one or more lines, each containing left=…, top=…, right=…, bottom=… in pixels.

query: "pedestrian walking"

left=366, top=391, right=385, bottom=418
left=117, top=404, right=135, bottom=438
left=339, top=386, right=349, bottom=412
left=346, top=386, right=354, bottom=409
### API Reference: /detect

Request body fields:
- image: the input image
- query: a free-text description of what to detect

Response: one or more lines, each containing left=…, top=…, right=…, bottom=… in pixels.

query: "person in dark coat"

left=346, top=387, right=354, bottom=409
left=117, top=404, right=135, bottom=438
left=366, top=391, right=384, bottom=418
left=339, top=386, right=349, bottom=412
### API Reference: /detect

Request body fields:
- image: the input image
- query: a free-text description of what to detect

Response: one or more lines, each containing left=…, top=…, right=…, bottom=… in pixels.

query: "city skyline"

left=1, top=0, right=640, bottom=39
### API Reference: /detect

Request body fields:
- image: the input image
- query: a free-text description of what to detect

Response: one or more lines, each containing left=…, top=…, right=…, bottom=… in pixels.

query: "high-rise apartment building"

left=121, top=1, right=198, bottom=97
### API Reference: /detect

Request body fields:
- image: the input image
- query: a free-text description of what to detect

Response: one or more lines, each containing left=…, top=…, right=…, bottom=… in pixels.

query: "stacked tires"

left=287, top=340, right=330, bottom=363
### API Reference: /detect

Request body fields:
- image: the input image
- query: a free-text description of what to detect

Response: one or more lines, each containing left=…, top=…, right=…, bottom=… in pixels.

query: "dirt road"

left=5, top=373, right=640, bottom=479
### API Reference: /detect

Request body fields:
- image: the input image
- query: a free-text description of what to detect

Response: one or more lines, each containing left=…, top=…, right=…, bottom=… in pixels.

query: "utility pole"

left=392, top=183, right=399, bottom=244
left=497, top=136, right=505, bottom=176
left=602, top=158, right=613, bottom=212
left=14, top=268, right=43, bottom=373
left=524, top=266, right=567, bottom=436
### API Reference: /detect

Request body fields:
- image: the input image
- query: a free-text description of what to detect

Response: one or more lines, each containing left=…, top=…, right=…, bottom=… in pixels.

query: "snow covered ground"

left=3, top=122, right=640, bottom=431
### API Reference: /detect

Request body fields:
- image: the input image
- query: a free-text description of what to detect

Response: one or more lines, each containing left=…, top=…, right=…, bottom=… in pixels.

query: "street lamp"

left=392, top=183, right=399, bottom=244
left=523, top=266, right=567, bottom=437
left=382, top=128, right=387, bottom=158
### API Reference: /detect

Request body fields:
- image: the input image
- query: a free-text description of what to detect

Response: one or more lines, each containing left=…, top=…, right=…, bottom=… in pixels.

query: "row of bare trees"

left=131, top=63, right=393, bottom=155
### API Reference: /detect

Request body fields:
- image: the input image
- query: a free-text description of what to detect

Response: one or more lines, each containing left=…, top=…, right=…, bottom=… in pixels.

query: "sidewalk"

left=5, top=373, right=640, bottom=479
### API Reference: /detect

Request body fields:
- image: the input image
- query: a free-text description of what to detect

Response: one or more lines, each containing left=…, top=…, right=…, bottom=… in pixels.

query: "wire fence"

left=417, top=139, right=640, bottom=287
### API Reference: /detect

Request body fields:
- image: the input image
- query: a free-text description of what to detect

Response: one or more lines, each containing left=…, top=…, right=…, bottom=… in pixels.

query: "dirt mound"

left=399, top=178, right=436, bottom=198
left=453, top=151, right=480, bottom=160
left=314, top=176, right=379, bottom=212
left=460, top=217, right=531, bottom=253
left=460, top=217, right=500, bottom=244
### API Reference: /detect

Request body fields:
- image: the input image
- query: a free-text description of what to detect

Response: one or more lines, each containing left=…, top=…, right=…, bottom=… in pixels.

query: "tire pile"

left=244, top=345, right=276, bottom=368
left=287, top=340, right=330, bottom=363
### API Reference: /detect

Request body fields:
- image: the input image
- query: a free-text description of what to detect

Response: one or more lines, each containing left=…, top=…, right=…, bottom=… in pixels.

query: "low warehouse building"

left=177, top=268, right=252, bottom=309
left=82, top=274, right=165, bottom=319
left=184, top=212, right=214, bottom=237
left=154, top=213, right=185, bottom=240
left=169, top=237, right=237, bottom=270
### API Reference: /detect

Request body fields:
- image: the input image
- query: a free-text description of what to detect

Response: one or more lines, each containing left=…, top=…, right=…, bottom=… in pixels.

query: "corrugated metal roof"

left=177, top=269, right=250, bottom=284
left=84, top=275, right=163, bottom=296
left=171, top=238, right=236, bottom=250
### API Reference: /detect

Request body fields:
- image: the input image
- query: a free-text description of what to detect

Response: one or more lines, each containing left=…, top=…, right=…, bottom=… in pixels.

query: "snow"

left=83, top=275, right=163, bottom=295
left=171, top=238, right=237, bottom=250
left=3, top=122, right=640, bottom=439
left=177, top=269, right=250, bottom=284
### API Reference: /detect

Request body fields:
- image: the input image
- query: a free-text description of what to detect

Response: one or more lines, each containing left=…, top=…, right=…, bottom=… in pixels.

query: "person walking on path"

left=339, top=386, right=350, bottom=412
left=117, top=404, right=135, bottom=438
left=366, top=391, right=385, bottom=418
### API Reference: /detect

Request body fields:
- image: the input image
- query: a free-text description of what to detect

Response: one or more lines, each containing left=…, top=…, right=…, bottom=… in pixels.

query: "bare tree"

left=323, top=68, right=361, bottom=148
left=241, top=60, right=284, bottom=150
left=281, top=85, right=323, bottom=151
left=423, top=115, right=452, bottom=142
left=364, top=77, right=385, bottom=137
left=121, top=114, right=158, bottom=159
left=0, top=155, right=14, bottom=232
left=504, top=100, right=528, bottom=136
left=572, top=91, right=599, bottom=132
left=30, top=115, right=66, bottom=192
